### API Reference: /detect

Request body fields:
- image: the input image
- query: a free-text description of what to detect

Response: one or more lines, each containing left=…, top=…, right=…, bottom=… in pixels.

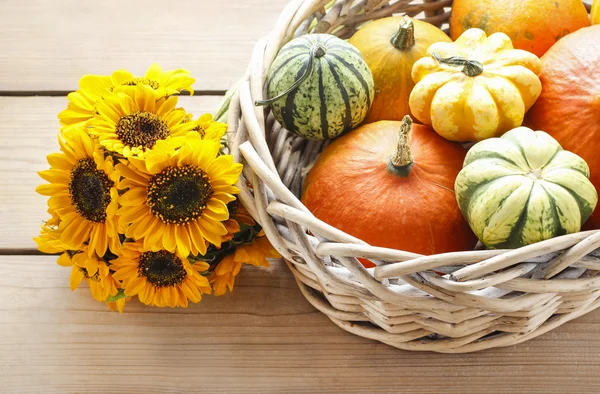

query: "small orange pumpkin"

left=301, top=116, right=477, bottom=265
left=347, top=16, right=451, bottom=123
left=450, top=0, right=590, bottom=57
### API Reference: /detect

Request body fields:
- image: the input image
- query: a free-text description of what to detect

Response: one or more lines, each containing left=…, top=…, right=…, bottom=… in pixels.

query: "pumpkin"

left=259, top=34, right=374, bottom=140
left=525, top=25, right=600, bottom=229
left=347, top=16, right=451, bottom=123
left=409, top=28, right=542, bottom=143
left=302, top=116, right=477, bottom=264
left=450, top=0, right=591, bottom=57
left=592, top=0, right=600, bottom=24
left=455, top=127, right=597, bottom=249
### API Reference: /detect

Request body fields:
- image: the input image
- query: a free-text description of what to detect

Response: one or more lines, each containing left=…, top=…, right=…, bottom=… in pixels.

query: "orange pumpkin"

left=301, top=116, right=477, bottom=265
left=347, top=16, right=451, bottom=123
left=525, top=25, right=600, bottom=229
left=450, top=0, right=590, bottom=57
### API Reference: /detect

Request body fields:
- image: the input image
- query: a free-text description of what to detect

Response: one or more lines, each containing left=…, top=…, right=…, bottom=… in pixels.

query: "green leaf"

left=106, top=289, right=127, bottom=303
left=189, top=223, right=265, bottom=271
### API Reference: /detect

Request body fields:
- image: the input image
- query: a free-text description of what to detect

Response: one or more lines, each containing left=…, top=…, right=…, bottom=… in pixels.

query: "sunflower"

left=106, top=297, right=129, bottom=313
left=36, top=129, right=121, bottom=257
left=210, top=234, right=281, bottom=296
left=111, top=241, right=212, bottom=308
left=223, top=197, right=256, bottom=242
left=59, top=64, right=195, bottom=131
left=89, top=84, right=197, bottom=158
left=116, top=134, right=242, bottom=256
left=209, top=255, right=239, bottom=296
left=34, top=212, right=66, bottom=254
left=189, top=113, right=228, bottom=142
left=57, top=249, right=120, bottom=303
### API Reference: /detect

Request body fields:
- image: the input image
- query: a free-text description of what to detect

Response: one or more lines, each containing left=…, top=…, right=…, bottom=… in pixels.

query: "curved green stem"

left=255, top=43, right=326, bottom=106
left=432, top=52, right=484, bottom=77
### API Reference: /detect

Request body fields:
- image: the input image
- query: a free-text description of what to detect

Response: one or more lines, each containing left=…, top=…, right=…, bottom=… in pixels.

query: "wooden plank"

left=1, top=256, right=599, bottom=393
left=0, top=0, right=289, bottom=92
left=0, top=96, right=223, bottom=251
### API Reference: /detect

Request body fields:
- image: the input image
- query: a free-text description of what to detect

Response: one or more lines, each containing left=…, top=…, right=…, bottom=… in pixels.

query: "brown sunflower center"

left=138, top=250, right=187, bottom=287
left=226, top=198, right=239, bottom=216
left=147, top=165, right=213, bottom=225
left=121, top=77, right=160, bottom=90
left=115, top=111, right=170, bottom=150
left=69, top=158, right=113, bottom=223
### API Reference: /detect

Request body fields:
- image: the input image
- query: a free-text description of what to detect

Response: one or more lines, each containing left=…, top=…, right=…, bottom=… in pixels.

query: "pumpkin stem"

left=314, top=45, right=327, bottom=58
left=431, top=52, right=484, bottom=77
left=391, top=115, right=414, bottom=169
left=255, top=43, right=326, bottom=106
left=390, top=16, right=415, bottom=50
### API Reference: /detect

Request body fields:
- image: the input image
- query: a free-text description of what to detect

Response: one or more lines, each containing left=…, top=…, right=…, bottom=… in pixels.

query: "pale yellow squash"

left=409, top=28, right=542, bottom=142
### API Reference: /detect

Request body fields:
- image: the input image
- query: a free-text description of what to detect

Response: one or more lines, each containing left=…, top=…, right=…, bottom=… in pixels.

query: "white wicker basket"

left=222, top=0, right=600, bottom=353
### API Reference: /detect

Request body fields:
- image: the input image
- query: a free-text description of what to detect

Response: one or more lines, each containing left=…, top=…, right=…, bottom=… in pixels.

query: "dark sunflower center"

left=138, top=250, right=187, bottom=287
left=121, top=77, right=160, bottom=90
left=115, top=111, right=170, bottom=150
left=69, top=158, right=113, bottom=223
left=147, top=165, right=213, bottom=225
left=226, top=198, right=239, bottom=216
left=78, top=266, right=101, bottom=282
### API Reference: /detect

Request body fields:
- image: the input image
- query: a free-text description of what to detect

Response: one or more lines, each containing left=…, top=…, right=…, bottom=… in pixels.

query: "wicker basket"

left=223, top=0, right=599, bottom=353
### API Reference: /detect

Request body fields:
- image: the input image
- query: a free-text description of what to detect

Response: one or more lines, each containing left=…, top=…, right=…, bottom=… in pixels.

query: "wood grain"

left=0, top=96, right=223, bottom=252
left=0, top=0, right=288, bottom=92
left=1, top=1, right=599, bottom=391
left=0, top=256, right=599, bottom=393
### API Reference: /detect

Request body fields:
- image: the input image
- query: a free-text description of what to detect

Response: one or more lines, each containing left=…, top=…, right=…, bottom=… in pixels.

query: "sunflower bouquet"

left=34, top=64, right=280, bottom=312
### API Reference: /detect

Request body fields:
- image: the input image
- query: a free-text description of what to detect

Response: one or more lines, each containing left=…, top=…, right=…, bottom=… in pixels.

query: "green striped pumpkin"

left=455, top=127, right=598, bottom=249
left=263, top=34, right=374, bottom=140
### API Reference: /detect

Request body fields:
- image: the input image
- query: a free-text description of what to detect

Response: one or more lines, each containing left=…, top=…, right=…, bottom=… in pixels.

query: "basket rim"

left=224, top=0, right=600, bottom=352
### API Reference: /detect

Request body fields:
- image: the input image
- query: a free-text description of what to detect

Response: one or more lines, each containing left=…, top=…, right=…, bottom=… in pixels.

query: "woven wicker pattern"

left=225, top=0, right=599, bottom=353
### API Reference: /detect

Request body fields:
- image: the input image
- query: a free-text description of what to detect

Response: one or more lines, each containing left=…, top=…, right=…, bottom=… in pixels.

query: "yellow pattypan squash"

left=409, top=28, right=542, bottom=142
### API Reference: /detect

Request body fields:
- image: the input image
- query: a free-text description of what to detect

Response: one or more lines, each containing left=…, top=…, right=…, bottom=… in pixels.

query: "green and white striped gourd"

left=260, top=34, right=374, bottom=140
left=455, top=127, right=598, bottom=249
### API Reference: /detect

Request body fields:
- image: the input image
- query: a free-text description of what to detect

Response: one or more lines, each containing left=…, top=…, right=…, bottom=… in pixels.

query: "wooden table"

left=1, top=1, right=599, bottom=392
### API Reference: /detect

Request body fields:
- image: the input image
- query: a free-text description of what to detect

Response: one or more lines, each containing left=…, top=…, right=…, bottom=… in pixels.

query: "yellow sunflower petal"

left=126, top=277, right=146, bottom=296
left=163, top=226, right=177, bottom=252
left=181, top=280, right=201, bottom=303
left=110, top=69, right=135, bottom=86
left=84, top=255, right=99, bottom=277
left=167, top=286, right=178, bottom=308
left=70, top=267, right=85, bottom=290
left=176, top=288, right=189, bottom=308
left=93, top=224, right=109, bottom=258
left=117, top=161, right=151, bottom=182
left=119, top=188, right=147, bottom=206
left=57, top=252, right=72, bottom=267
